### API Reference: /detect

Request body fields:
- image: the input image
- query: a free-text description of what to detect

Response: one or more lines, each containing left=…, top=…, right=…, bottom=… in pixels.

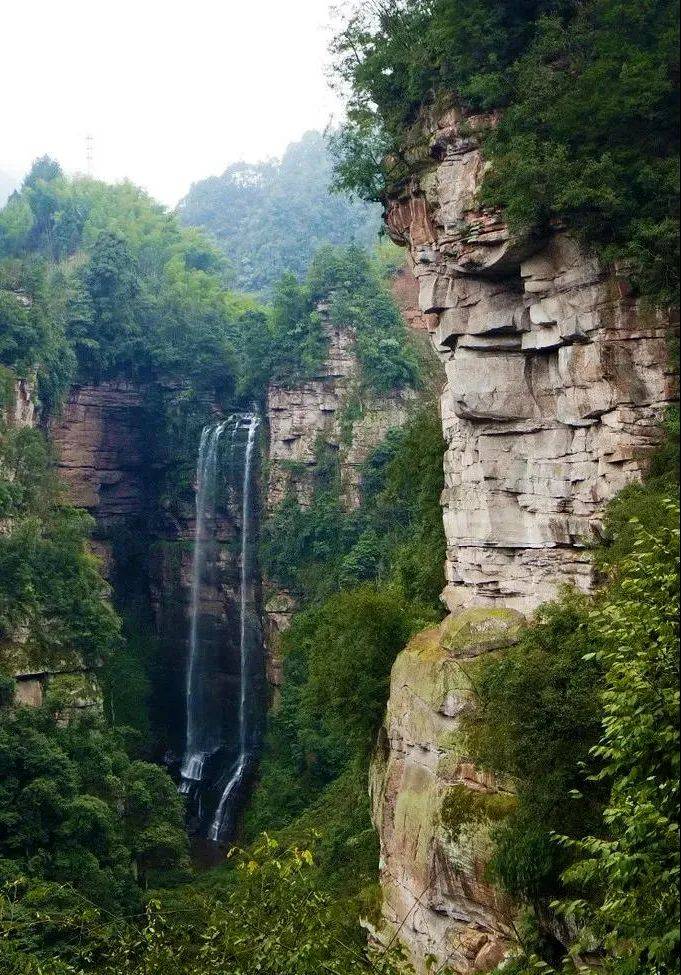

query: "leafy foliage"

left=0, top=158, right=262, bottom=411
left=262, top=402, right=445, bottom=607
left=247, top=398, right=446, bottom=946
left=0, top=834, right=408, bottom=975
left=268, top=243, right=419, bottom=390
left=331, top=0, right=680, bottom=302
left=462, top=426, right=680, bottom=970
left=178, top=130, right=381, bottom=295
left=558, top=505, right=680, bottom=975
left=0, top=700, right=189, bottom=965
left=0, top=421, right=120, bottom=672
left=464, top=593, right=607, bottom=902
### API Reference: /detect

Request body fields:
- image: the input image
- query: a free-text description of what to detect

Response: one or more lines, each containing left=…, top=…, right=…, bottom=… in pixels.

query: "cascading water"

left=209, top=414, right=259, bottom=842
left=180, top=420, right=231, bottom=791
left=179, top=413, right=263, bottom=843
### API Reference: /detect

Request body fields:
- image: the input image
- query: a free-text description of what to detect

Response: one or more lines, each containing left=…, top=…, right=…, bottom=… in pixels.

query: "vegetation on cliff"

left=331, top=0, right=680, bottom=302
left=459, top=420, right=679, bottom=973
left=245, top=400, right=446, bottom=952
left=0, top=389, right=190, bottom=972
left=0, top=151, right=434, bottom=972
left=269, top=242, right=419, bottom=391
left=0, top=392, right=119, bottom=674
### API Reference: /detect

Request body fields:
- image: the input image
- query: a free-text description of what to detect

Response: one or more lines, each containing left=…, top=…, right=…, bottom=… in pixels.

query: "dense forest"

left=177, top=131, right=381, bottom=295
left=0, top=0, right=679, bottom=973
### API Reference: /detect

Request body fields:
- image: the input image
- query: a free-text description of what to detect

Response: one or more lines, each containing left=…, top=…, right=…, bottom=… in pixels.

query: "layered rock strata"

left=386, top=107, right=678, bottom=612
left=266, top=306, right=412, bottom=512
left=50, top=382, right=253, bottom=757
left=1, top=378, right=103, bottom=712
left=50, top=381, right=150, bottom=574
left=370, top=608, right=523, bottom=974
left=372, top=103, right=678, bottom=974
left=264, top=305, right=415, bottom=690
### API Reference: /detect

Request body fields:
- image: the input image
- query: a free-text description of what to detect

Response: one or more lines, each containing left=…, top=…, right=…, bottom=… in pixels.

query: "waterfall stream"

left=209, top=415, right=259, bottom=841
left=179, top=413, right=262, bottom=843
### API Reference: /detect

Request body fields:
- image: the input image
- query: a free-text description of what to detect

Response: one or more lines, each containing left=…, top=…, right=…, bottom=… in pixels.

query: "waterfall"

left=179, top=412, right=262, bottom=843
left=180, top=419, right=231, bottom=791
left=209, top=413, right=260, bottom=842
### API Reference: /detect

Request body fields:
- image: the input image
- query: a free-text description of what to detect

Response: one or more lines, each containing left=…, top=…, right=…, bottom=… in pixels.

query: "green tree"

left=559, top=506, right=680, bottom=975
left=331, top=0, right=680, bottom=303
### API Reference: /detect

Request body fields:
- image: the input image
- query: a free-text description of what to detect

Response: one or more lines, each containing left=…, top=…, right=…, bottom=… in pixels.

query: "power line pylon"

left=85, top=134, right=94, bottom=176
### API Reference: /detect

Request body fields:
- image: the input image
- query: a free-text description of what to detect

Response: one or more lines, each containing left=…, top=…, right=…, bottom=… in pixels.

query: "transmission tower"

left=85, top=134, right=94, bottom=176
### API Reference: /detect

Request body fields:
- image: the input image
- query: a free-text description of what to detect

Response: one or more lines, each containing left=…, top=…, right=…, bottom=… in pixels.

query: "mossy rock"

left=440, top=784, right=518, bottom=842
left=394, top=763, right=440, bottom=869
left=440, top=608, right=525, bottom=658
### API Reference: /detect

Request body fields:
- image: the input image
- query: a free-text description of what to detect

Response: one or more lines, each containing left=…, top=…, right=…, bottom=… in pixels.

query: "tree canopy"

left=178, top=130, right=381, bottom=295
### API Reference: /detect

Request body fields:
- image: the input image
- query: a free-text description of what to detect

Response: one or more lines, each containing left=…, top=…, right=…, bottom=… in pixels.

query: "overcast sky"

left=1, top=0, right=345, bottom=206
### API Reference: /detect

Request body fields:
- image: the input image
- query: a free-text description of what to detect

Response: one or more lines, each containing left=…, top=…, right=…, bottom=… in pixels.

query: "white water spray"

left=180, top=420, right=231, bottom=792
left=209, top=413, right=260, bottom=842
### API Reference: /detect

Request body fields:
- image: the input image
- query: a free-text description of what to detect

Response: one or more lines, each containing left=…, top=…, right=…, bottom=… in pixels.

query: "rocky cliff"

left=387, top=107, right=677, bottom=613
left=371, top=105, right=678, bottom=972
left=49, top=382, right=253, bottom=759
left=266, top=303, right=413, bottom=512
left=0, top=377, right=103, bottom=715
left=263, top=303, right=414, bottom=692
left=370, top=609, right=523, bottom=973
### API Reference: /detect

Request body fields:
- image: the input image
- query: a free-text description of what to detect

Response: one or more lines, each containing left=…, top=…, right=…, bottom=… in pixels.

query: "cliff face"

left=50, top=382, right=253, bottom=758
left=50, top=382, right=151, bottom=575
left=266, top=305, right=412, bottom=512
left=0, top=378, right=102, bottom=715
left=387, top=107, right=677, bottom=613
left=263, top=304, right=414, bottom=692
left=370, top=609, right=523, bottom=974
left=372, top=106, right=678, bottom=972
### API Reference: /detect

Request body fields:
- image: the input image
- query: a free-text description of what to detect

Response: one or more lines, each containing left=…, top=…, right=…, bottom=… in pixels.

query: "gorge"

left=0, top=3, right=679, bottom=973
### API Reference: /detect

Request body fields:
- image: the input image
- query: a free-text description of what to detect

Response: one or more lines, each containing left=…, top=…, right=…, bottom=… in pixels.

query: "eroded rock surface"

left=50, top=381, right=254, bottom=756
left=264, top=305, right=414, bottom=691
left=50, top=382, right=150, bottom=535
left=370, top=609, right=523, bottom=974
left=386, top=107, right=678, bottom=612
left=266, top=306, right=412, bottom=512
left=372, top=103, right=678, bottom=974
left=1, top=380, right=104, bottom=712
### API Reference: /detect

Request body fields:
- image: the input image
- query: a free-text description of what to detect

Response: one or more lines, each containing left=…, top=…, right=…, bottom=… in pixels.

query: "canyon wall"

left=49, top=382, right=251, bottom=759
left=266, top=304, right=413, bottom=512
left=387, top=108, right=677, bottom=614
left=263, top=304, right=414, bottom=693
left=371, top=105, right=678, bottom=972
left=0, top=377, right=102, bottom=714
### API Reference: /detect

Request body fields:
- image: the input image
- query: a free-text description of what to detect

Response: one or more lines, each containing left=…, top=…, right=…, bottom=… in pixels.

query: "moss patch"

left=440, top=607, right=525, bottom=658
left=441, top=784, right=518, bottom=842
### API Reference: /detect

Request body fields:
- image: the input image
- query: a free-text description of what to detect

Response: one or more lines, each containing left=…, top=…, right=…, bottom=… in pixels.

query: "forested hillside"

left=177, top=131, right=381, bottom=295
left=0, top=155, right=438, bottom=973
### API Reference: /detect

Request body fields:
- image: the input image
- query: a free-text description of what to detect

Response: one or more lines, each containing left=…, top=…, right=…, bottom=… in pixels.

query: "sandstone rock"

left=3, top=374, right=37, bottom=428
left=389, top=110, right=678, bottom=613
left=50, top=382, right=149, bottom=528
left=370, top=610, right=523, bottom=974
left=266, top=306, right=413, bottom=513
left=372, top=101, right=678, bottom=975
left=262, top=589, right=296, bottom=696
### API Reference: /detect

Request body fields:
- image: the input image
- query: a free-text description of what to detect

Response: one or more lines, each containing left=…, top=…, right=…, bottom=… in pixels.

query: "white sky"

left=1, top=0, right=346, bottom=206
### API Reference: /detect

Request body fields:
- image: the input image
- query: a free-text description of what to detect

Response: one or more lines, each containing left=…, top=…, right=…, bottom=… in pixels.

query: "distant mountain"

left=0, top=170, right=18, bottom=207
left=177, top=131, right=381, bottom=295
